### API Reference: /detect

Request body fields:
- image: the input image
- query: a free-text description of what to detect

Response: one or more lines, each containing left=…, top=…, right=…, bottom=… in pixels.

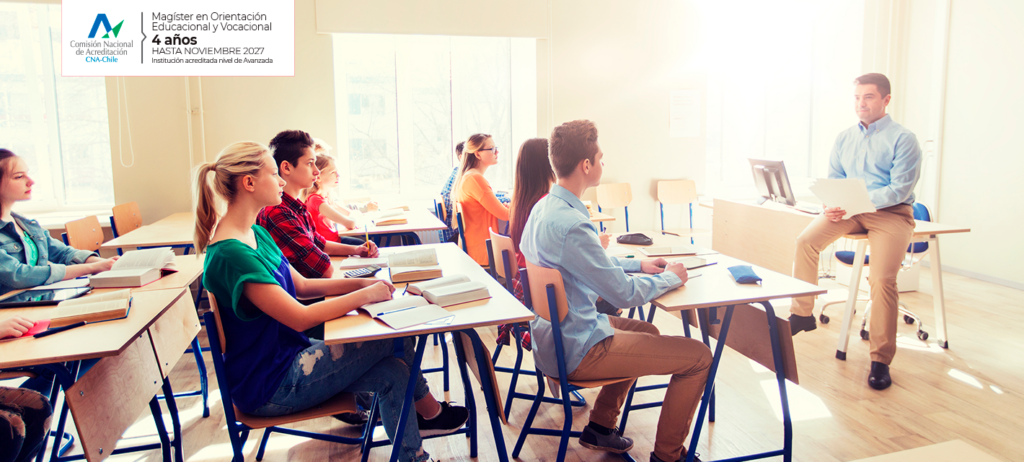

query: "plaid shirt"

left=439, top=167, right=459, bottom=241
left=256, top=193, right=330, bottom=279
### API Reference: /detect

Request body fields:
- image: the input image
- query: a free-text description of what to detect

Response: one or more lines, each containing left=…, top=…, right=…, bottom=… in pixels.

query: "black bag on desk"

left=615, top=233, right=653, bottom=246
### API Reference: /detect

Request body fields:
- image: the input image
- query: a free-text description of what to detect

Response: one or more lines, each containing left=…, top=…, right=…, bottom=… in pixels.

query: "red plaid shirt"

left=256, top=193, right=330, bottom=278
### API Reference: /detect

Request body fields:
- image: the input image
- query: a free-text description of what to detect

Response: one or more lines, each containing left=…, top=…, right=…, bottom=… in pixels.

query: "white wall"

left=933, top=0, right=1024, bottom=287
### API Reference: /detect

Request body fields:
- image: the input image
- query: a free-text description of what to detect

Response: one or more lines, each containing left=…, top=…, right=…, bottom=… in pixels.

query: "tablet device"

left=0, top=287, right=92, bottom=308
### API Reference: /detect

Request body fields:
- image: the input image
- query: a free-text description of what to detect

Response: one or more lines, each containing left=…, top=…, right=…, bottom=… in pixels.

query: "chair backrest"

left=522, top=261, right=569, bottom=323
left=202, top=309, right=244, bottom=429
left=909, top=202, right=931, bottom=254
left=684, top=304, right=799, bottom=383
left=111, top=202, right=143, bottom=238
left=596, top=183, right=633, bottom=209
left=206, top=292, right=229, bottom=354
left=455, top=208, right=468, bottom=253
left=439, top=199, right=449, bottom=224
left=488, top=228, right=519, bottom=280
left=657, top=180, right=698, bottom=205
left=64, top=215, right=104, bottom=252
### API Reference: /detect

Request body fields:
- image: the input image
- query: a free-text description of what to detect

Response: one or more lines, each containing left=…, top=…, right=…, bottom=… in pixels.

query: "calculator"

left=344, top=265, right=382, bottom=278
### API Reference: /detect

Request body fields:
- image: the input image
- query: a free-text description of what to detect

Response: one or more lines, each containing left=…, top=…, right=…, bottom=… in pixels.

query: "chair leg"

left=440, top=334, right=450, bottom=392
left=619, top=381, right=638, bottom=432
left=503, top=333, right=525, bottom=421
left=512, top=373, right=546, bottom=458
left=190, top=336, right=210, bottom=418
left=360, top=395, right=381, bottom=462
left=557, top=386, right=573, bottom=462
left=256, top=428, right=273, bottom=461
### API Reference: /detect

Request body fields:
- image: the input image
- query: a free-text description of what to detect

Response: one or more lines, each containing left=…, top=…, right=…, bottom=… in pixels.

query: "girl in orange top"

left=454, top=133, right=509, bottom=265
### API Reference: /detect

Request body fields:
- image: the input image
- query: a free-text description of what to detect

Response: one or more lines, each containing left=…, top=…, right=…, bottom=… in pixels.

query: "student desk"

left=609, top=231, right=824, bottom=462
left=0, top=287, right=198, bottom=462
left=338, top=210, right=447, bottom=246
left=324, top=243, right=534, bottom=462
left=99, top=212, right=194, bottom=252
left=710, top=199, right=971, bottom=356
left=589, top=210, right=616, bottom=223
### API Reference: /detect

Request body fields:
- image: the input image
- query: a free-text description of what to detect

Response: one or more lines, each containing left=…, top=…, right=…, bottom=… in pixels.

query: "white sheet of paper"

left=670, top=90, right=701, bottom=138
left=808, top=179, right=877, bottom=218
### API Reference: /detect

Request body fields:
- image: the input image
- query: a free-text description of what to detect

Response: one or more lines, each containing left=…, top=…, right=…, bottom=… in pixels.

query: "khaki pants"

left=791, top=204, right=915, bottom=364
left=568, top=316, right=712, bottom=462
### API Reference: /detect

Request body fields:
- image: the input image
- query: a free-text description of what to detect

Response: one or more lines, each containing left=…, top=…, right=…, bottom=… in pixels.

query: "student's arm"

left=324, top=240, right=379, bottom=258
left=243, top=280, right=394, bottom=332
left=288, top=266, right=394, bottom=299
left=45, top=234, right=98, bottom=265
left=559, top=221, right=681, bottom=308
left=319, top=202, right=357, bottom=230
left=0, top=250, right=109, bottom=288
left=869, top=132, right=922, bottom=209
left=464, top=174, right=510, bottom=221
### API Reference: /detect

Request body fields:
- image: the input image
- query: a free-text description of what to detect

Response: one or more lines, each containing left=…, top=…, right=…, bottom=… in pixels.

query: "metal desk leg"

left=836, top=240, right=868, bottom=360
left=696, top=308, right=715, bottom=422
left=760, top=301, right=793, bottom=462
left=929, top=236, right=949, bottom=348
left=388, top=335, right=428, bottom=462
left=149, top=397, right=173, bottom=462
left=685, top=305, right=734, bottom=462
left=450, top=332, right=479, bottom=456
left=460, top=329, right=510, bottom=462
left=160, top=378, right=184, bottom=462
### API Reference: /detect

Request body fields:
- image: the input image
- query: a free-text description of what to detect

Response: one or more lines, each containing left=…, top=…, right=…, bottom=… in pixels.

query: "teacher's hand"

left=823, top=206, right=847, bottom=223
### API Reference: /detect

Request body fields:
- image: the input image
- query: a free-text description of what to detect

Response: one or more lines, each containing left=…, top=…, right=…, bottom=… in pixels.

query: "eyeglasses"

left=478, top=148, right=499, bottom=154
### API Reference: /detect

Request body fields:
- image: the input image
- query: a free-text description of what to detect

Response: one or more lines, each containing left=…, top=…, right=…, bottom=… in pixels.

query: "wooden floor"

left=55, top=269, right=1021, bottom=462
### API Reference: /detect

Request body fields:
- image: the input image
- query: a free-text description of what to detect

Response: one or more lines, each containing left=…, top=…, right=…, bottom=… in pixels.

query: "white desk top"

left=324, top=243, right=534, bottom=344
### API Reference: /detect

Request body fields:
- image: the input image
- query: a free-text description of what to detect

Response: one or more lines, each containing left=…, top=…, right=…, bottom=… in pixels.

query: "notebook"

left=360, top=296, right=451, bottom=330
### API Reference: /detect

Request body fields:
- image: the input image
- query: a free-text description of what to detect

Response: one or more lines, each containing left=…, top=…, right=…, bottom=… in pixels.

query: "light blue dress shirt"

left=828, top=114, right=923, bottom=210
left=520, top=185, right=682, bottom=377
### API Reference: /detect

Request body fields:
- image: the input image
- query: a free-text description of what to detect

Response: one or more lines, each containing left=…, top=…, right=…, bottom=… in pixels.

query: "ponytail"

left=191, top=141, right=271, bottom=254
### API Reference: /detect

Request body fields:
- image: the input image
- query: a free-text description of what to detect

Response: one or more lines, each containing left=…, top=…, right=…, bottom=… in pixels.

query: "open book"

left=389, top=248, right=442, bottom=283
left=90, top=247, right=178, bottom=288
left=50, top=289, right=132, bottom=328
left=407, top=275, right=470, bottom=296
left=360, top=296, right=451, bottom=330
left=422, top=281, right=490, bottom=307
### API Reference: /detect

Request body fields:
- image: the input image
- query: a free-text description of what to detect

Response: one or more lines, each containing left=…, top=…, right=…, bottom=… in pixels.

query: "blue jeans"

left=251, top=338, right=431, bottom=462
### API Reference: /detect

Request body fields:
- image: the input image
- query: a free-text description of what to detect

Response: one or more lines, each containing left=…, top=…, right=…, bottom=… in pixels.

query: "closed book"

left=390, top=266, right=442, bottom=283
left=375, top=217, right=408, bottom=226
left=89, top=267, right=161, bottom=288
left=422, top=281, right=490, bottom=307
left=360, top=296, right=451, bottom=330
left=407, top=275, right=470, bottom=296
left=50, top=289, right=132, bottom=328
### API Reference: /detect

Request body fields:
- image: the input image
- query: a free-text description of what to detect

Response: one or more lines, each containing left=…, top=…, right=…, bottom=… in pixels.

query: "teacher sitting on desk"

left=0, top=149, right=117, bottom=296
left=788, top=73, right=922, bottom=391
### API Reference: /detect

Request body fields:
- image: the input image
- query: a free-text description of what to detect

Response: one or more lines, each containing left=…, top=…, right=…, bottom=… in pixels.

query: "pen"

left=625, top=255, right=634, bottom=258
left=662, top=231, right=681, bottom=237
left=378, top=305, right=419, bottom=317
left=689, top=262, right=719, bottom=270
left=34, top=321, right=87, bottom=338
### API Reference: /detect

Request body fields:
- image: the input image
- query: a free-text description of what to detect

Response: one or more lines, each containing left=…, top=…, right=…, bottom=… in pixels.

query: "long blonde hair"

left=193, top=142, right=270, bottom=254
left=301, top=154, right=336, bottom=201
left=453, top=133, right=492, bottom=201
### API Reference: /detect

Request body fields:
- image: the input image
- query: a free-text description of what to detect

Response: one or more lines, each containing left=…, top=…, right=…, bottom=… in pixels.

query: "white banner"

left=61, top=0, right=294, bottom=76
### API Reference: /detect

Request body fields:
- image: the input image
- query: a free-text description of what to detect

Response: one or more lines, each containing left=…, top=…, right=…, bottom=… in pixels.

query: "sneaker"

left=789, top=314, right=816, bottom=335
left=651, top=451, right=703, bottom=462
left=579, top=425, right=633, bottom=454
left=332, top=409, right=370, bottom=426
left=417, top=402, right=469, bottom=437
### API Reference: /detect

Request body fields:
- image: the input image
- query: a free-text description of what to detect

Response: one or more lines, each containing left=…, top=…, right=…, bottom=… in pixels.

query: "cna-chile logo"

left=88, top=14, right=124, bottom=39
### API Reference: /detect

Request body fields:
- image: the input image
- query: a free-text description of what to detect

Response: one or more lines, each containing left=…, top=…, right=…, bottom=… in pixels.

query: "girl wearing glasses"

left=454, top=134, right=509, bottom=265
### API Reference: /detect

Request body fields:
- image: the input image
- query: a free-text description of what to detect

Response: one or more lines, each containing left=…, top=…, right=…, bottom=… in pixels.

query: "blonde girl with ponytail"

left=194, top=142, right=467, bottom=460
left=454, top=133, right=509, bottom=265
left=302, top=154, right=366, bottom=246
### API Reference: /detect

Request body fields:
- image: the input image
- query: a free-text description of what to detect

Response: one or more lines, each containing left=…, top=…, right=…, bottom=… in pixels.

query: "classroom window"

left=332, top=34, right=537, bottom=199
left=0, top=2, right=115, bottom=212
left=702, top=1, right=864, bottom=199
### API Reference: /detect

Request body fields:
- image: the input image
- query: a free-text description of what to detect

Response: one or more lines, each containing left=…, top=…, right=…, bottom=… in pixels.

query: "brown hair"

left=0, top=149, right=20, bottom=217
left=549, top=120, right=599, bottom=178
left=303, top=154, right=337, bottom=200
left=269, top=130, right=315, bottom=169
left=854, top=73, right=891, bottom=97
left=509, top=138, right=553, bottom=254
left=193, top=142, right=270, bottom=254
left=453, top=133, right=492, bottom=200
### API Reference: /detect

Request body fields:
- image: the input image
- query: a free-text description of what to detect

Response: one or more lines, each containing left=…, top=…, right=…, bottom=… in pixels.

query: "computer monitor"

left=748, top=158, right=797, bottom=206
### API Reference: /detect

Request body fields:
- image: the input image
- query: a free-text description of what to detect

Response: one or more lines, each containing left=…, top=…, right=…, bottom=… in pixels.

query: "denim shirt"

left=829, top=114, right=923, bottom=209
left=520, top=185, right=682, bottom=376
left=0, top=212, right=98, bottom=295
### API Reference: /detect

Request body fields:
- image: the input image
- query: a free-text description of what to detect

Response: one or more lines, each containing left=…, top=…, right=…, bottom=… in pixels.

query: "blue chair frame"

left=512, top=266, right=637, bottom=462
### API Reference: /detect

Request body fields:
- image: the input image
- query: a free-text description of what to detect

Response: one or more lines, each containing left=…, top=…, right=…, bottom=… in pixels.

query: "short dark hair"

left=549, top=120, right=599, bottom=178
left=455, top=141, right=465, bottom=160
left=269, top=130, right=315, bottom=168
left=854, top=73, right=891, bottom=97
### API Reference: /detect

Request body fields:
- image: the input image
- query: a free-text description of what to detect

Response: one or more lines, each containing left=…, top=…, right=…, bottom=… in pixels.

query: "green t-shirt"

left=21, top=229, right=38, bottom=266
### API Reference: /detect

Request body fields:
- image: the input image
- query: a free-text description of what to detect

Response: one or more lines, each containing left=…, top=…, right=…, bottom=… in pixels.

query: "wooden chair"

left=203, top=297, right=375, bottom=462
left=596, top=183, right=633, bottom=232
left=512, top=262, right=636, bottom=461
left=657, top=180, right=709, bottom=244
left=61, top=216, right=104, bottom=251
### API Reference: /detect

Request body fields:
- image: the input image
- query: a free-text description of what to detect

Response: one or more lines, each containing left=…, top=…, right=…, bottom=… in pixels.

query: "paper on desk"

left=34, top=278, right=91, bottom=290
left=808, top=179, right=876, bottom=218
